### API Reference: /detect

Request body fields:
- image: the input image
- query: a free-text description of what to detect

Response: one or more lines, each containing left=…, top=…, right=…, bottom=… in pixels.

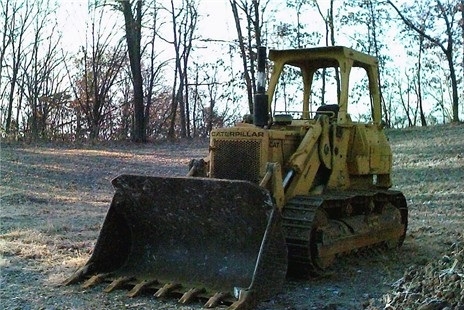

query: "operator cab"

left=267, top=46, right=382, bottom=126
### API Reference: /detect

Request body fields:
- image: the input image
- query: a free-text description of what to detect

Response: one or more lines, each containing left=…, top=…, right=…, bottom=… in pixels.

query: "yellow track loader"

left=65, top=46, right=408, bottom=309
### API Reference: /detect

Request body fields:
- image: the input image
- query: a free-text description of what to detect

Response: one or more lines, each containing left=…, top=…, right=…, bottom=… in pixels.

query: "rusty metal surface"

left=65, top=175, right=287, bottom=308
left=282, top=190, right=408, bottom=276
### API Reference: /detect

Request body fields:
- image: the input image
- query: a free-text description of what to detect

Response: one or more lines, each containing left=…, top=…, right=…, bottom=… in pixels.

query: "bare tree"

left=180, top=1, right=198, bottom=138
left=113, top=70, right=132, bottom=139
left=118, top=0, right=146, bottom=142
left=388, top=0, right=461, bottom=123
left=415, top=30, right=428, bottom=126
left=143, top=3, right=169, bottom=139
left=313, top=0, right=340, bottom=103
left=163, top=0, right=198, bottom=139
left=189, top=59, right=227, bottom=136
left=1, top=0, right=35, bottom=135
left=229, top=0, right=269, bottom=114
left=460, top=1, right=463, bottom=81
left=68, top=16, right=125, bottom=140
left=396, top=69, right=416, bottom=127
left=0, top=0, right=14, bottom=92
left=22, top=17, right=67, bottom=140
left=78, top=3, right=125, bottom=140
left=340, top=0, right=395, bottom=126
left=286, top=0, right=314, bottom=48
left=229, top=0, right=252, bottom=114
left=1, top=0, right=69, bottom=140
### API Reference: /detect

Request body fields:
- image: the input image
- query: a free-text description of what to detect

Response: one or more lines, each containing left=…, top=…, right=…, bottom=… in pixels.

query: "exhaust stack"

left=253, top=46, right=269, bottom=127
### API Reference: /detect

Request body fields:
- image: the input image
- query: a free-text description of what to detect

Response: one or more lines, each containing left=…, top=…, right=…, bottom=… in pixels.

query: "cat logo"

left=270, top=140, right=280, bottom=148
left=211, top=131, right=264, bottom=138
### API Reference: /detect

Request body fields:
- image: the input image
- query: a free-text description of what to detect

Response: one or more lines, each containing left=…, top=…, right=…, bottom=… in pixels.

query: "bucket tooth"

left=82, top=273, right=106, bottom=289
left=204, top=292, right=229, bottom=308
left=229, top=290, right=255, bottom=310
left=63, top=263, right=92, bottom=286
left=104, top=276, right=133, bottom=293
left=127, top=279, right=157, bottom=298
left=178, top=287, right=205, bottom=304
left=154, top=282, right=181, bottom=298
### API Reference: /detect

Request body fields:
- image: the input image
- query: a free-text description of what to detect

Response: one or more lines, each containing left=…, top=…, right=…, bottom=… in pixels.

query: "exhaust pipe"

left=253, top=46, right=269, bottom=127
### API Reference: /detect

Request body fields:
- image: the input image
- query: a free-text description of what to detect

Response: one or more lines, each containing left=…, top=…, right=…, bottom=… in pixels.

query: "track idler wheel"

left=310, top=209, right=352, bottom=271
left=309, top=199, right=406, bottom=272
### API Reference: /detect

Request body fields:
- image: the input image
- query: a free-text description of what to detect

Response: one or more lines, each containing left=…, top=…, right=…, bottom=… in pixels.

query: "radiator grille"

left=211, top=139, right=262, bottom=183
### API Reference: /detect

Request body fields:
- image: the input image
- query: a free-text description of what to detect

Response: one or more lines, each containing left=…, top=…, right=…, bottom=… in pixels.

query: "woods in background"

left=0, top=0, right=462, bottom=142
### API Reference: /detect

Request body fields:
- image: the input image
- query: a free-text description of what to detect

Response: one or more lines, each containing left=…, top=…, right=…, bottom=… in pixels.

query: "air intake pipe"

left=253, top=46, right=269, bottom=127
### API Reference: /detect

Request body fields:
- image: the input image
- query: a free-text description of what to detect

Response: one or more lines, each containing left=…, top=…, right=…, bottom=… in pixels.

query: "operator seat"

left=316, top=104, right=339, bottom=119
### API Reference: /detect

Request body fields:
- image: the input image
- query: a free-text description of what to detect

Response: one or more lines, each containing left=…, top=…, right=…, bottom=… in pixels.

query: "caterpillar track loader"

left=64, top=46, right=408, bottom=309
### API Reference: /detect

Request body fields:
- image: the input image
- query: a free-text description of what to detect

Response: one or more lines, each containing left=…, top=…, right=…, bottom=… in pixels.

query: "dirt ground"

left=1, top=123, right=463, bottom=310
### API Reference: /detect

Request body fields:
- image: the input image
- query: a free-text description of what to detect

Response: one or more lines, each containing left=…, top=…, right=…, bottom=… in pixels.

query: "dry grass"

left=1, top=124, right=463, bottom=309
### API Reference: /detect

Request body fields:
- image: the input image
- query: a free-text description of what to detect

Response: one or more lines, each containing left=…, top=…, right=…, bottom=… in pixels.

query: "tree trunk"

left=230, top=0, right=253, bottom=114
left=417, top=35, right=427, bottom=126
left=121, top=0, right=146, bottom=142
left=446, top=48, right=460, bottom=123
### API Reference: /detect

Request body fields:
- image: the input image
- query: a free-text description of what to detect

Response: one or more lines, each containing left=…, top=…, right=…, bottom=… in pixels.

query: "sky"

left=56, top=1, right=88, bottom=52
left=53, top=0, right=456, bottom=122
left=56, top=0, right=406, bottom=58
left=53, top=0, right=385, bottom=119
left=57, top=0, right=235, bottom=53
left=55, top=0, right=254, bottom=116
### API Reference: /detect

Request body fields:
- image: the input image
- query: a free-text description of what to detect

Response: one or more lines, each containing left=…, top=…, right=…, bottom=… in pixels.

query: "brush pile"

left=372, top=243, right=464, bottom=310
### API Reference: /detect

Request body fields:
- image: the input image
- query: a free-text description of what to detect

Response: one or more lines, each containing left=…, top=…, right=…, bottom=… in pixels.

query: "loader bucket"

left=65, top=175, right=287, bottom=309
